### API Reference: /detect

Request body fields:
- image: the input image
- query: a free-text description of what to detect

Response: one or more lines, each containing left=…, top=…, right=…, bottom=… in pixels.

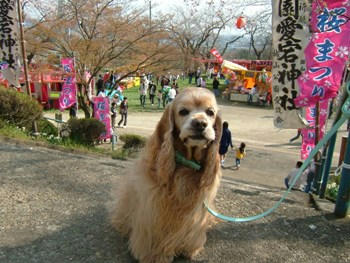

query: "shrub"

left=0, top=86, right=42, bottom=130
left=119, top=134, right=146, bottom=150
left=111, top=149, right=129, bottom=160
left=37, top=119, right=58, bottom=136
left=67, top=118, right=106, bottom=145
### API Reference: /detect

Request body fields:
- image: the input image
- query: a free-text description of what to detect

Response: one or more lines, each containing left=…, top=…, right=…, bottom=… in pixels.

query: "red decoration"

left=236, top=16, right=247, bottom=29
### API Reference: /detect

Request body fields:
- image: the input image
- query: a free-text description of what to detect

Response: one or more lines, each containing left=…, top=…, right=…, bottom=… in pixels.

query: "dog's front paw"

left=182, top=246, right=204, bottom=260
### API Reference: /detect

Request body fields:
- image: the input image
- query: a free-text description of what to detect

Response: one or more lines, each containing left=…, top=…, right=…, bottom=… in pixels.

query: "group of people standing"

left=95, top=73, right=128, bottom=129
left=139, top=75, right=179, bottom=109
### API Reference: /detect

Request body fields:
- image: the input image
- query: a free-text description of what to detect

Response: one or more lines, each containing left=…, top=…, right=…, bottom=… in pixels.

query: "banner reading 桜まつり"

left=272, top=0, right=312, bottom=129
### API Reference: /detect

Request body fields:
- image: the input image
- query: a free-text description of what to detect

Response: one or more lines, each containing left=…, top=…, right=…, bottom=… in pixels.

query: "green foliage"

left=37, top=119, right=58, bottom=136
left=0, top=86, right=42, bottom=130
left=0, top=119, right=33, bottom=140
left=111, top=149, right=129, bottom=160
left=67, top=118, right=106, bottom=145
left=119, top=133, right=146, bottom=150
left=325, top=173, right=341, bottom=202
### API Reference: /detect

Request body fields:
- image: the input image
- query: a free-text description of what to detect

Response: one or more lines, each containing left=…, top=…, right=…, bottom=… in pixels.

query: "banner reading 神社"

left=272, top=0, right=312, bottom=129
left=0, top=0, right=22, bottom=87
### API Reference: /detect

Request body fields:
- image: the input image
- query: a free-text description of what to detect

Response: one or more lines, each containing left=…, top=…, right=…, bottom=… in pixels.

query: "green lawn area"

left=124, top=77, right=227, bottom=112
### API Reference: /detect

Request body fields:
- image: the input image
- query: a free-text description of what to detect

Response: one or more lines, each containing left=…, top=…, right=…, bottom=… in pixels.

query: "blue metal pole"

left=319, top=133, right=337, bottom=198
left=334, top=131, right=350, bottom=218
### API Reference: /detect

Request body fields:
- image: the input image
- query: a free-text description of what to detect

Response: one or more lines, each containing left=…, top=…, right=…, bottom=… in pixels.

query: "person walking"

left=118, top=97, right=128, bottom=128
left=96, top=75, right=104, bottom=94
left=162, top=84, right=171, bottom=107
left=111, top=102, right=117, bottom=129
left=69, top=103, right=77, bottom=119
left=235, top=142, right=246, bottom=169
left=247, top=84, right=257, bottom=104
left=167, top=86, right=177, bottom=103
left=213, top=76, right=220, bottom=97
left=157, top=89, right=162, bottom=109
left=139, top=78, right=147, bottom=108
left=219, top=121, right=234, bottom=167
left=149, top=81, right=156, bottom=106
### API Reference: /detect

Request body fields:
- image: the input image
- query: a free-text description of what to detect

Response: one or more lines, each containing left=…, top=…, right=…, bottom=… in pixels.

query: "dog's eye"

left=179, top=109, right=189, bottom=116
left=206, top=109, right=215, bottom=117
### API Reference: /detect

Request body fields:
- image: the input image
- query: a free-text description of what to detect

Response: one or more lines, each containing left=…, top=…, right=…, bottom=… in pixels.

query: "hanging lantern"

left=236, top=16, right=247, bottom=29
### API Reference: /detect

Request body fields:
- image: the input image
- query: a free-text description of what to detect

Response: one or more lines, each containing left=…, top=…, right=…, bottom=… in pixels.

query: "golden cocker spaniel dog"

left=110, top=87, right=222, bottom=263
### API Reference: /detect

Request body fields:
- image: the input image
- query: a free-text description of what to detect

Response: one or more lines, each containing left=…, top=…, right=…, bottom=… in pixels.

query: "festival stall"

left=199, top=55, right=273, bottom=105
left=0, top=64, right=96, bottom=110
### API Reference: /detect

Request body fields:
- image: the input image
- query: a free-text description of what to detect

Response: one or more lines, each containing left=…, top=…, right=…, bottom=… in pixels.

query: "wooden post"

left=338, top=136, right=348, bottom=166
left=17, top=0, right=31, bottom=96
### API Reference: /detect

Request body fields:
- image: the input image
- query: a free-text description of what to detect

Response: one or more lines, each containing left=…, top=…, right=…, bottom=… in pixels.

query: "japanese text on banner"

left=59, top=58, right=77, bottom=111
left=93, top=96, right=111, bottom=140
left=0, top=0, right=21, bottom=86
left=272, top=0, right=312, bottom=129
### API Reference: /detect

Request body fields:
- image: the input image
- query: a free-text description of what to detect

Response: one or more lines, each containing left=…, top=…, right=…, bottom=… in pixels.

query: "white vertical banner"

left=0, top=0, right=21, bottom=87
left=272, top=0, right=312, bottom=129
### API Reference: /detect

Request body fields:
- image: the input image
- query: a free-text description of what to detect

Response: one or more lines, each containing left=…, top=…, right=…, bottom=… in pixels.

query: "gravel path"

left=1, top=140, right=349, bottom=263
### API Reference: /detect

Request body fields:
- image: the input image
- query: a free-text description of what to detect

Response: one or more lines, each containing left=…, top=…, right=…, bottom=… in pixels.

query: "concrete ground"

left=1, top=98, right=349, bottom=263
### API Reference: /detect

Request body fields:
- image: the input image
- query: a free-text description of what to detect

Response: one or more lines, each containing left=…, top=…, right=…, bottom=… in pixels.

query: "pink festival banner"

left=59, top=58, right=77, bottom=111
left=300, top=100, right=329, bottom=160
left=93, top=96, right=111, bottom=140
left=295, top=1, right=350, bottom=108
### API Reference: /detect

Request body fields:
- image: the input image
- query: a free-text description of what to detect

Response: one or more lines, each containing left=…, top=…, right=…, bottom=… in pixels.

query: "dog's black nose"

left=191, top=119, right=208, bottom=132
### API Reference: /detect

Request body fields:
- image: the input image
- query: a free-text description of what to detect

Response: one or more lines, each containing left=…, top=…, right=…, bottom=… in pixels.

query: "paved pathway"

left=1, top=141, right=349, bottom=263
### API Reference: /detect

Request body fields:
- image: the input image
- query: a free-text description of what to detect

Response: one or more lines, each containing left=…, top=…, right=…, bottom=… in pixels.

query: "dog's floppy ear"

left=144, top=104, right=176, bottom=186
left=200, top=112, right=222, bottom=188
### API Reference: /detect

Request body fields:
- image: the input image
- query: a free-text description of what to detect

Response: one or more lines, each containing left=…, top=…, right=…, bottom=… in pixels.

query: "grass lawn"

left=124, top=77, right=227, bottom=112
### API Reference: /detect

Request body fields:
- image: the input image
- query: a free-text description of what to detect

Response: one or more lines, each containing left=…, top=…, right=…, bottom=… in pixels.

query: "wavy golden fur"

left=110, top=88, right=222, bottom=263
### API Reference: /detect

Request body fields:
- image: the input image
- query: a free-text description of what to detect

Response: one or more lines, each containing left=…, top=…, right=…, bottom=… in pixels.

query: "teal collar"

left=175, top=151, right=201, bottom=171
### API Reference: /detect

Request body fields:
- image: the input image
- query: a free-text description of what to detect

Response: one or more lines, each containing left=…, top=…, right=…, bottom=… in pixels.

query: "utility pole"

left=17, top=0, right=31, bottom=97
left=149, top=0, right=152, bottom=29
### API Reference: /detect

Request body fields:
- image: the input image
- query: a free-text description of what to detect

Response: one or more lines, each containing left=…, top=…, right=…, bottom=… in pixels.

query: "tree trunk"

left=78, top=84, right=91, bottom=118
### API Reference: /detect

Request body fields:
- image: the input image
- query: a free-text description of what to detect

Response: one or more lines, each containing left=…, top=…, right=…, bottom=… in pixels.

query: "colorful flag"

left=210, top=48, right=223, bottom=64
left=272, top=0, right=312, bottom=129
left=59, top=58, right=77, bottom=111
left=0, top=0, right=22, bottom=87
left=295, top=1, right=350, bottom=108
left=300, top=100, right=329, bottom=160
left=93, top=96, right=111, bottom=140
left=311, top=0, right=350, bottom=34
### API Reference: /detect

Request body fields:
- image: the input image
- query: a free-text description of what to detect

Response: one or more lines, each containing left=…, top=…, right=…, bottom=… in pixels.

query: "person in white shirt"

left=167, top=86, right=176, bottom=103
left=139, top=78, right=148, bottom=108
left=285, top=161, right=307, bottom=190
left=247, top=84, right=257, bottom=104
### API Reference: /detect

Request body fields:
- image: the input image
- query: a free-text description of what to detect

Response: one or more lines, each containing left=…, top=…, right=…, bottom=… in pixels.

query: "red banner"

left=93, top=96, right=112, bottom=140
left=59, top=58, right=77, bottom=111
left=210, top=48, right=223, bottom=64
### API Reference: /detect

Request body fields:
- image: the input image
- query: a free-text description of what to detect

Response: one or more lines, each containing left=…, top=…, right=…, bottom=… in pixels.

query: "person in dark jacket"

left=213, top=77, right=220, bottom=97
left=219, top=121, right=233, bottom=167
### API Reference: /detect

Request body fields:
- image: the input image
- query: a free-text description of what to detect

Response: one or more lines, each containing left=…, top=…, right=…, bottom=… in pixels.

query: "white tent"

left=222, top=60, right=248, bottom=71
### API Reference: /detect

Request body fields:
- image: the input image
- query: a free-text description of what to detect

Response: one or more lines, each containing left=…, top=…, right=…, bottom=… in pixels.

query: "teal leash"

left=205, top=92, right=350, bottom=223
